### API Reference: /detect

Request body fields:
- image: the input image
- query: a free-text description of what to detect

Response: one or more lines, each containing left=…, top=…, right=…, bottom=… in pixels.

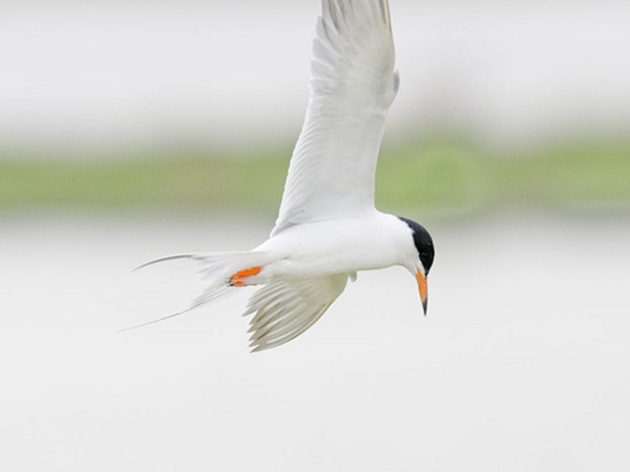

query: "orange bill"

left=416, top=270, right=428, bottom=315
left=230, top=266, right=262, bottom=287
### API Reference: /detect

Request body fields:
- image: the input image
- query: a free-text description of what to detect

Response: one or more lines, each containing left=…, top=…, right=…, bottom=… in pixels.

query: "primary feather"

left=272, top=0, right=399, bottom=235
left=245, top=274, right=349, bottom=352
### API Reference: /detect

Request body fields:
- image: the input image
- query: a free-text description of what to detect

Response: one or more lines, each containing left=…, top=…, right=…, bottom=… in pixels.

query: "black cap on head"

left=398, top=216, right=435, bottom=274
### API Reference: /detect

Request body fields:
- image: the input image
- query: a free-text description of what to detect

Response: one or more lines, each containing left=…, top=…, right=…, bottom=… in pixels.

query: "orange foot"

left=229, top=266, right=262, bottom=287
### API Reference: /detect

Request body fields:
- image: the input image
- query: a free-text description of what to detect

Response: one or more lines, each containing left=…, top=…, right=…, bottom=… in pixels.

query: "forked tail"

left=122, top=251, right=270, bottom=332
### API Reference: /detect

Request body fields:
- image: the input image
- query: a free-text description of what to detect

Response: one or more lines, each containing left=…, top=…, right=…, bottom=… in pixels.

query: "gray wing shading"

left=272, top=0, right=399, bottom=235
left=244, top=274, right=349, bottom=352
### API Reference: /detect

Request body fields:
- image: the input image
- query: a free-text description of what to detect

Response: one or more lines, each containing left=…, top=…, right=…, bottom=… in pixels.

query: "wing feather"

left=245, top=274, right=349, bottom=352
left=272, top=0, right=399, bottom=235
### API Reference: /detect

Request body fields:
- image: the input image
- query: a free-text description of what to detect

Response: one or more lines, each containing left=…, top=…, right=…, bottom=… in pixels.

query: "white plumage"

left=132, top=0, right=435, bottom=352
left=244, top=275, right=348, bottom=351
left=273, top=0, right=398, bottom=234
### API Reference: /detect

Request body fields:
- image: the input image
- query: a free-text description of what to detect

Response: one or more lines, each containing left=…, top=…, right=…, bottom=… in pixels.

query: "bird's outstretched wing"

left=244, top=274, right=349, bottom=351
left=272, top=0, right=399, bottom=235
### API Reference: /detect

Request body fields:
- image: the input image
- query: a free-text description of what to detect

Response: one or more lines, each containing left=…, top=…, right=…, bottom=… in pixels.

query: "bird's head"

left=397, top=216, right=435, bottom=315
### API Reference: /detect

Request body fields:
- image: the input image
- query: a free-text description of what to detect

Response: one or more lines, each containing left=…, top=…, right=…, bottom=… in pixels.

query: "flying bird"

left=132, top=0, right=435, bottom=351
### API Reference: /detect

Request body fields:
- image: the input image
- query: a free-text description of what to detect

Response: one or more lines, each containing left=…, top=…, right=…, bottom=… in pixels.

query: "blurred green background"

left=2, top=139, right=629, bottom=215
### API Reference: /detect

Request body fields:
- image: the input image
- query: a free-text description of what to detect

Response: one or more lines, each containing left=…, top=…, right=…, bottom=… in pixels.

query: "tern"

left=133, top=0, right=435, bottom=351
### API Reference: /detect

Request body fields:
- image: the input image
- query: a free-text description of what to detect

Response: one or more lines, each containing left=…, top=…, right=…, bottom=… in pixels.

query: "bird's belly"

left=259, top=219, right=404, bottom=280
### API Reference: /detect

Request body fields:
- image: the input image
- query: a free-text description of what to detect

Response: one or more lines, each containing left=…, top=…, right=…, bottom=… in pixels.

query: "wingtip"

left=249, top=342, right=267, bottom=353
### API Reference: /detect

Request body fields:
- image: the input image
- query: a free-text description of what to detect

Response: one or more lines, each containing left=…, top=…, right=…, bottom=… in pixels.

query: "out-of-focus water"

left=1, top=212, right=629, bottom=471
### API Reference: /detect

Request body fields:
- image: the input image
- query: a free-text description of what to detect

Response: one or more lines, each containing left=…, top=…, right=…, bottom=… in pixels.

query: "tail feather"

left=134, top=251, right=257, bottom=280
left=192, top=252, right=255, bottom=281
left=118, top=308, right=195, bottom=332
left=125, top=251, right=270, bottom=331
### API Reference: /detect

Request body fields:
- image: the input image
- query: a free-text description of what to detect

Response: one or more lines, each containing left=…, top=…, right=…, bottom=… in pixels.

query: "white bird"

left=132, top=0, right=435, bottom=351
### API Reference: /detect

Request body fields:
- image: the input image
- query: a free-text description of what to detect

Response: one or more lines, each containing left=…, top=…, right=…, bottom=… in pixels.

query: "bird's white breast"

left=255, top=211, right=415, bottom=280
